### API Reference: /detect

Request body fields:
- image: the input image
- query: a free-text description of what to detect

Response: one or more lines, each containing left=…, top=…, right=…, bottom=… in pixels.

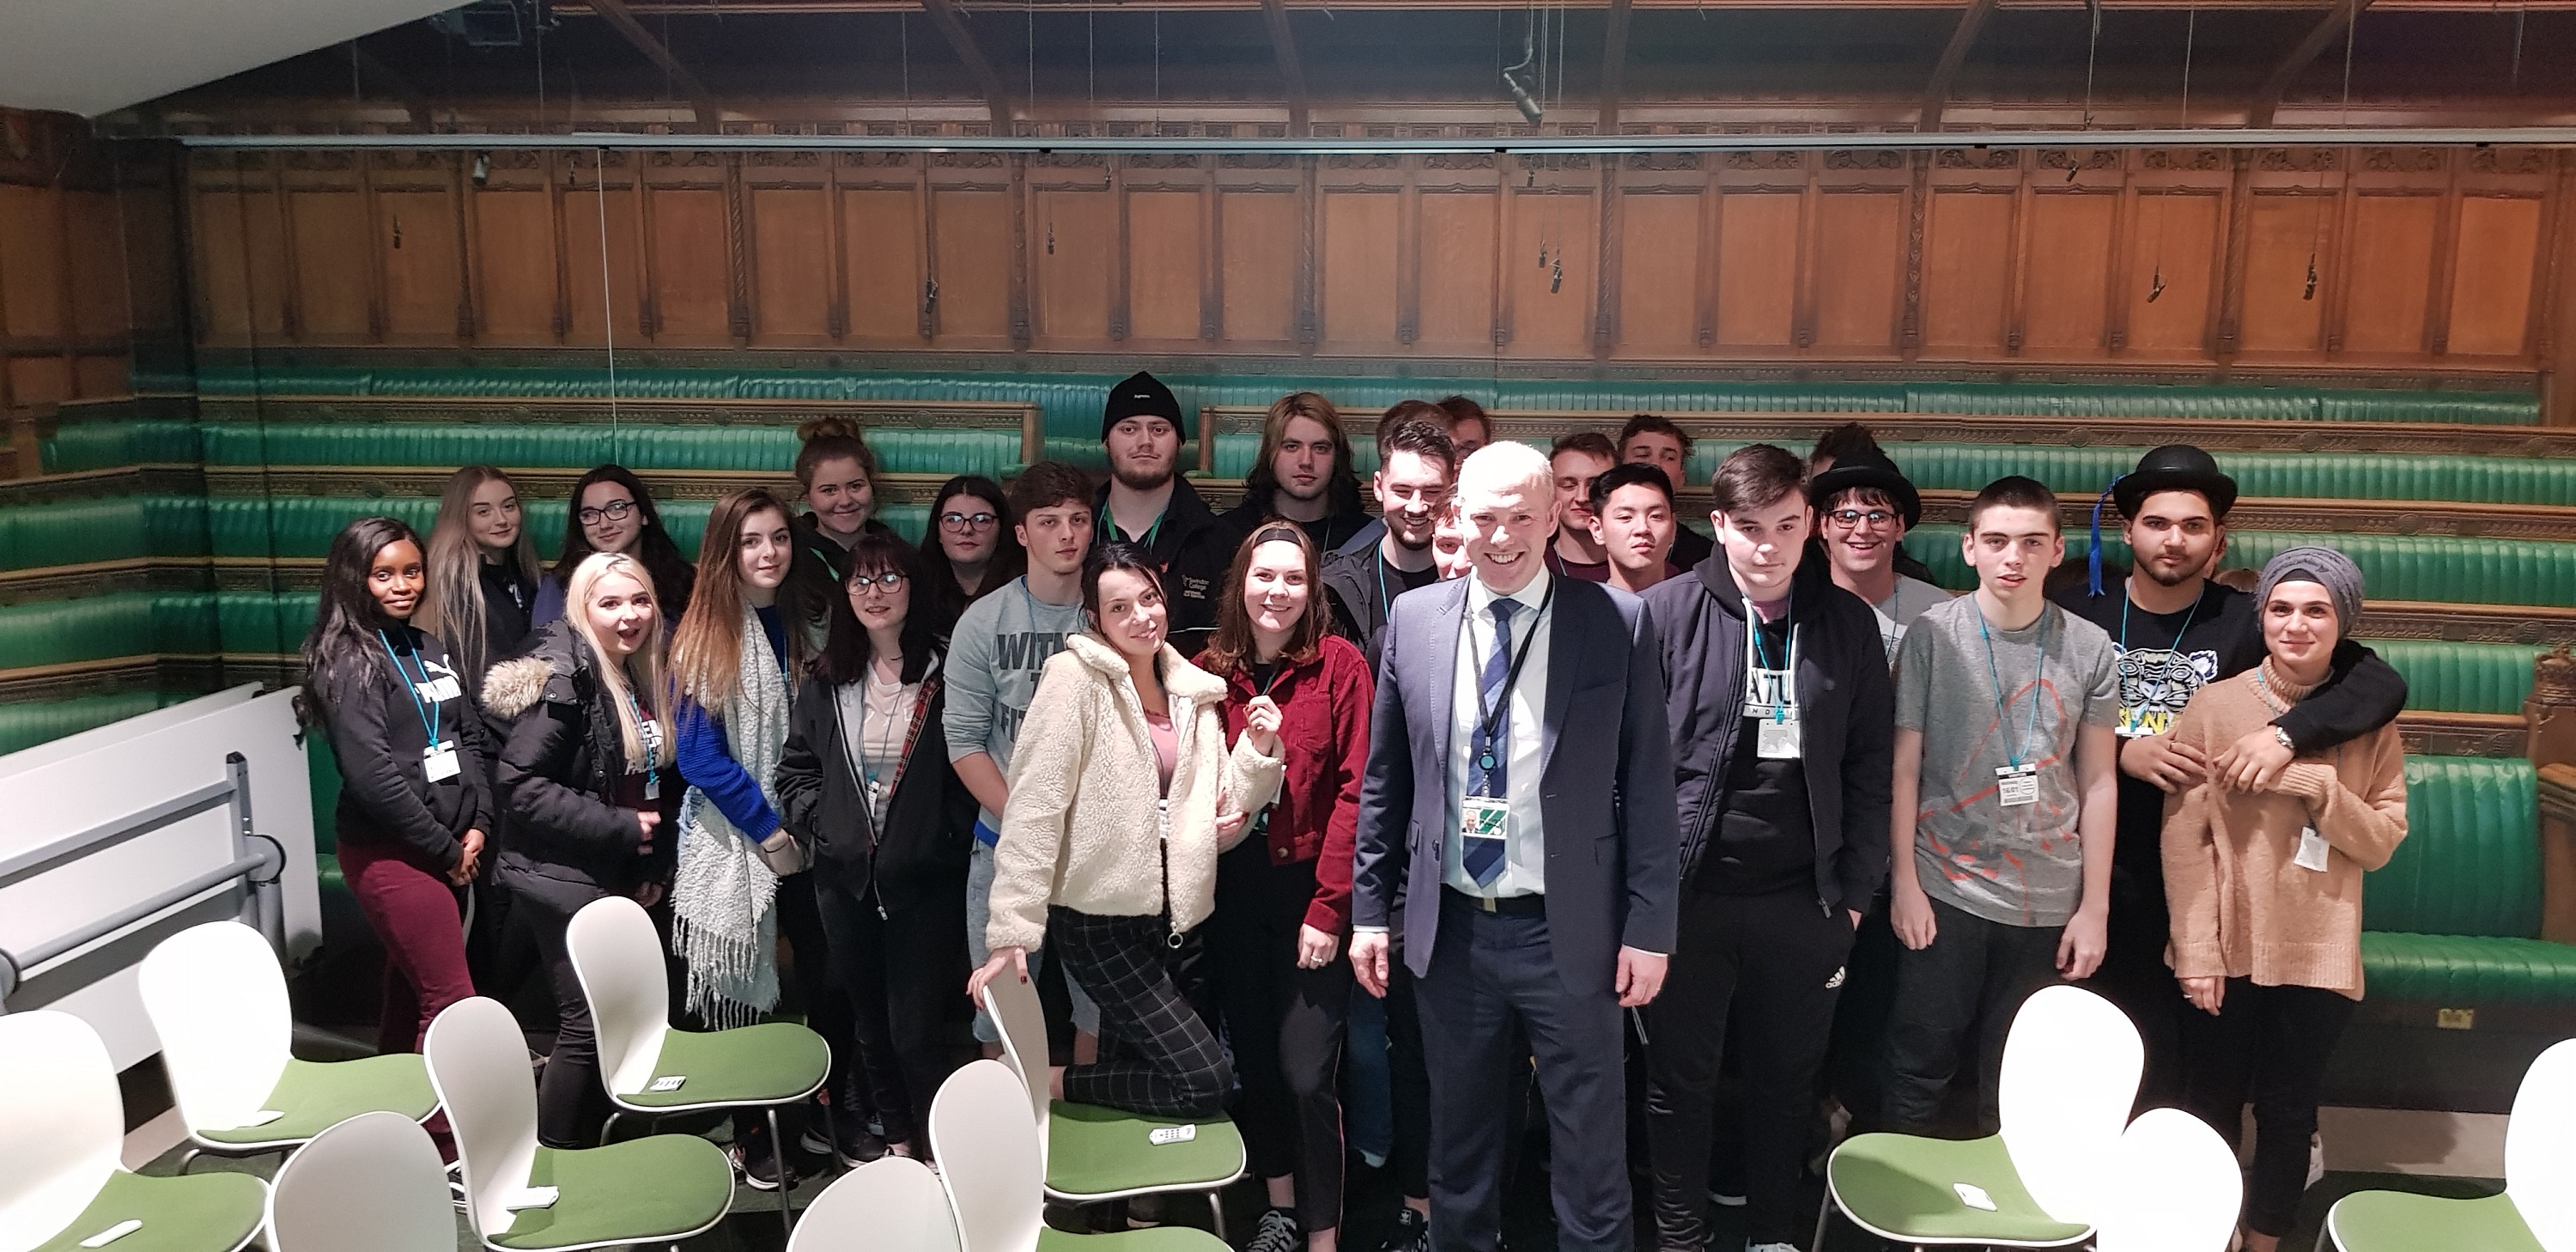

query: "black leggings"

left=1209, top=845, right=1353, bottom=1232
left=1051, top=907, right=1233, bottom=1119
left=811, top=869, right=969, bottom=1149
left=2178, top=979, right=2355, bottom=1237
left=513, top=872, right=681, bottom=1148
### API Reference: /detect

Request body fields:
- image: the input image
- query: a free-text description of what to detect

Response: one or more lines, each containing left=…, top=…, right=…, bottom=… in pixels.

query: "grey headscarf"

left=2256, top=546, right=2365, bottom=637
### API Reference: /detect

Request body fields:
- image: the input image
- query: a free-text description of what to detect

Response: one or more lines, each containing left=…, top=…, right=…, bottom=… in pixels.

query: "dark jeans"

left=2178, top=979, right=2356, bottom=1237
left=811, top=869, right=969, bottom=1150
left=1882, top=896, right=2064, bottom=1136
left=2093, top=865, right=2184, bottom=1111
left=1643, top=887, right=1853, bottom=1249
left=1210, top=845, right=1354, bottom=1232
left=771, top=871, right=857, bottom=1109
left=511, top=870, right=677, bottom=1148
left=1052, top=907, right=1234, bottom=1118
left=1386, top=959, right=1433, bottom=1200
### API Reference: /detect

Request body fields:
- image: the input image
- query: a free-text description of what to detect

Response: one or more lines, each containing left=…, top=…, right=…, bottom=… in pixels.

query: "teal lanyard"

left=2119, top=583, right=2204, bottom=654
left=1976, top=606, right=2050, bottom=770
left=1746, top=597, right=1795, bottom=724
left=376, top=630, right=440, bottom=745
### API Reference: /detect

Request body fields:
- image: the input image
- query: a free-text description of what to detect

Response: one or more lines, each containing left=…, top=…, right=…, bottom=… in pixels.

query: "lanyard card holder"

left=1995, top=764, right=2039, bottom=807
left=422, top=742, right=461, bottom=781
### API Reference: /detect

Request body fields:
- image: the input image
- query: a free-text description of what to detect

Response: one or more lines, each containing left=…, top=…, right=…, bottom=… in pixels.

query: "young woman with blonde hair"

left=418, top=465, right=542, bottom=684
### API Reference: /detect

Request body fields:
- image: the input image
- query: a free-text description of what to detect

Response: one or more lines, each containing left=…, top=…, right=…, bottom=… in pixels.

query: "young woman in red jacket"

left=1200, top=522, right=1376, bottom=1252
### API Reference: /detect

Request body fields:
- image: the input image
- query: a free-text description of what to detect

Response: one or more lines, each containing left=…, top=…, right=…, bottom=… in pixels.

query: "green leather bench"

left=0, top=591, right=219, bottom=667
left=0, top=690, right=177, bottom=755
left=197, top=422, right=1026, bottom=479
left=1906, top=526, right=2576, bottom=609
left=2370, top=641, right=2541, bottom=716
left=201, top=497, right=932, bottom=561
left=42, top=420, right=203, bottom=475
left=2362, top=757, right=2576, bottom=1006
left=1682, top=444, right=2576, bottom=507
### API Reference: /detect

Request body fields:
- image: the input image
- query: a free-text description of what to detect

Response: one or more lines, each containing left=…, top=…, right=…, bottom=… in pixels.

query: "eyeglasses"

left=940, top=511, right=999, bottom=532
left=848, top=571, right=908, bottom=593
left=578, top=499, right=637, bottom=526
left=1826, top=508, right=1898, bottom=529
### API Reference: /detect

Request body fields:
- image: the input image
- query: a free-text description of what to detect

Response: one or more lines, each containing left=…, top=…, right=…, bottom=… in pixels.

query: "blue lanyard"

left=1746, top=596, right=1795, bottom=724
left=2119, top=583, right=2204, bottom=655
left=1976, top=605, right=2049, bottom=770
left=376, top=630, right=440, bottom=745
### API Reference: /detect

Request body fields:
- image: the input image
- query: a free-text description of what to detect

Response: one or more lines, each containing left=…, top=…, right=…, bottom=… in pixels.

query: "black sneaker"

left=1381, top=1206, right=1429, bottom=1252
left=1245, top=1207, right=1302, bottom=1252
left=800, top=1104, right=888, bottom=1169
left=732, top=1123, right=793, bottom=1193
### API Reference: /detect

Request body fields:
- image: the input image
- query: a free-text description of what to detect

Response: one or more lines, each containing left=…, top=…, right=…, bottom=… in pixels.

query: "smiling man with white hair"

left=1349, top=440, right=1680, bottom=1252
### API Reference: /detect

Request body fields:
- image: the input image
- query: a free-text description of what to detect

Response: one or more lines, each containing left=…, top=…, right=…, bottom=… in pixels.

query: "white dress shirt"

left=1443, top=568, right=1553, bottom=897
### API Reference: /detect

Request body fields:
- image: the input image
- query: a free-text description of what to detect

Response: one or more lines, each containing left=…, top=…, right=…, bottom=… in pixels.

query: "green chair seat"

left=2326, top=1188, right=2541, bottom=1252
left=1043, top=1101, right=1246, bottom=1200
left=1037, top=1225, right=1232, bottom=1252
left=2360, top=933, right=2576, bottom=1006
left=31, top=1168, right=266, bottom=1252
left=619, top=1021, right=830, bottom=1109
left=197, top=1053, right=436, bottom=1146
left=489, top=1136, right=735, bottom=1250
left=1825, top=1132, right=2091, bottom=1248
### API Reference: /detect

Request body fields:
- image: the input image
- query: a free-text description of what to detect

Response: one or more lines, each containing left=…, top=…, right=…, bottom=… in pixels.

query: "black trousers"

left=1385, top=957, right=1434, bottom=1200
left=1415, top=890, right=1631, bottom=1252
left=1643, top=887, right=1853, bottom=1249
left=1210, top=844, right=1354, bottom=1232
left=1882, top=896, right=2063, bottom=1136
left=511, top=872, right=680, bottom=1148
left=771, top=871, right=858, bottom=1106
left=1822, top=890, right=1900, bottom=1131
left=1052, top=907, right=1234, bottom=1118
left=2178, top=979, right=2355, bottom=1237
left=2093, top=865, right=2184, bottom=1111
left=812, top=869, right=970, bottom=1149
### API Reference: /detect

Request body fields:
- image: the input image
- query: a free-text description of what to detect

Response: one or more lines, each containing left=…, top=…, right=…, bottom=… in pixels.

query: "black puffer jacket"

left=481, top=620, right=683, bottom=895
left=775, top=661, right=975, bottom=915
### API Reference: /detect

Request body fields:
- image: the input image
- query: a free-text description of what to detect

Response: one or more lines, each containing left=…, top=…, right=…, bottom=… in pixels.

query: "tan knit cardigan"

left=2160, top=665, right=2409, bottom=1000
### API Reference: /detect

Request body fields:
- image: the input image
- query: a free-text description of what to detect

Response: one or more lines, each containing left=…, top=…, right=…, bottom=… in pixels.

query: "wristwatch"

left=2271, top=725, right=2295, bottom=752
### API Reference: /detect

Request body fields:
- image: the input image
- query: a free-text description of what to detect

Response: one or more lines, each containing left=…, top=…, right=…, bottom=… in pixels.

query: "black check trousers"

left=1050, top=906, right=1235, bottom=1119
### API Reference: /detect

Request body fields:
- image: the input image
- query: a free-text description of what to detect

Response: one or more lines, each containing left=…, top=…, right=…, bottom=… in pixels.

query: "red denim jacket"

left=1215, top=634, right=1375, bottom=934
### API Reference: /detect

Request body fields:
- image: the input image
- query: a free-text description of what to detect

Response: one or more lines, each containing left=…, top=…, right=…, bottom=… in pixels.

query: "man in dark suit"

left=1350, top=440, right=1682, bottom=1252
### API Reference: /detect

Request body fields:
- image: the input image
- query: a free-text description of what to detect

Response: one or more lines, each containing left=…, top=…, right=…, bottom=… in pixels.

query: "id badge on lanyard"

left=1741, top=601, right=1800, bottom=759
left=422, top=742, right=461, bottom=781
left=1459, top=794, right=1511, bottom=846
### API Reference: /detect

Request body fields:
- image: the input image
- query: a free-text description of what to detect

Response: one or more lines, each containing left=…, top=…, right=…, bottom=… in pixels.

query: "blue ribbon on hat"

left=2087, top=474, right=2124, bottom=597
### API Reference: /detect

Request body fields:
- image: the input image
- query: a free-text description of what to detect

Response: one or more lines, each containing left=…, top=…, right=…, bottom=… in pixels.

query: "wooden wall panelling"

left=1695, top=159, right=1722, bottom=349
left=191, top=153, right=291, bottom=347
left=1298, top=156, right=1319, bottom=350
left=638, top=154, right=732, bottom=343
left=1593, top=155, right=1621, bottom=356
left=2324, top=149, right=2360, bottom=356
left=1319, top=156, right=1400, bottom=349
left=724, top=154, right=753, bottom=343
left=1032, top=155, right=1113, bottom=345
left=2019, top=153, right=2118, bottom=354
left=1490, top=155, right=1516, bottom=349
left=2002, top=149, right=2033, bottom=354
left=1921, top=151, right=2014, bottom=353
left=1616, top=162, right=1701, bottom=356
left=1215, top=161, right=1298, bottom=348
left=372, top=152, right=464, bottom=344
left=281, top=154, right=368, bottom=343
left=1124, top=157, right=1205, bottom=346
left=2117, top=155, right=2227, bottom=357
left=1899, top=151, right=1929, bottom=355
left=926, top=153, right=1014, bottom=348
left=823, top=152, right=848, bottom=341
left=2103, top=152, right=2136, bottom=353
left=2213, top=149, right=2254, bottom=358
left=2548, top=154, right=2576, bottom=425
left=471, top=153, right=559, bottom=345
left=1504, top=156, right=1596, bottom=357
left=357, top=153, right=389, bottom=340
left=2424, top=149, right=2463, bottom=356
left=1012, top=155, right=1034, bottom=348
left=1412, top=155, right=1497, bottom=354
left=839, top=154, right=926, bottom=344
left=562, top=152, right=646, bottom=347
left=1811, top=150, right=1907, bottom=352
left=2340, top=175, right=2439, bottom=356
left=634, top=155, right=659, bottom=337
left=2238, top=149, right=2339, bottom=356
left=268, top=154, right=305, bottom=342
left=119, top=150, right=184, bottom=356
left=2448, top=147, right=2551, bottom=360
left=744, top=152, right=832, bottom=346
left=1711, top=154, right=1801, bottom=349
left=448, top=152, right=477, bottom=343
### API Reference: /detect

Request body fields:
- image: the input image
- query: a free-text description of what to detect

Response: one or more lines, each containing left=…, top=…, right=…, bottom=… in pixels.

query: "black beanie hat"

left=1102, top=371, right=1188, bottom=441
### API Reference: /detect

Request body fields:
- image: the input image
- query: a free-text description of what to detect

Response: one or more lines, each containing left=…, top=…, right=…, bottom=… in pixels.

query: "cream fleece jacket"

left=986, top=633, right=1285, bottom=952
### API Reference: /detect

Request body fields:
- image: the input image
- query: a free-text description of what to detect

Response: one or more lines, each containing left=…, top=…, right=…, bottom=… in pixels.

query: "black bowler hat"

left=2112, top=444, right=2238, bottom=520
left=1101, top=371, right=1189, bottom=441
left=1807, top=447, right=1923, bottom=529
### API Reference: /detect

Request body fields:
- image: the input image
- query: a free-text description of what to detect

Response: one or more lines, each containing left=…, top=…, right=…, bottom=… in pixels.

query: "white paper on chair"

left=650, top=1075, right=687, bottom=1091
left=1953, top=1182, right=1997, bottom=1212
left=505, top=1187, right=561, bottom=1211
left=79, top=1220, right=143, bottom=1248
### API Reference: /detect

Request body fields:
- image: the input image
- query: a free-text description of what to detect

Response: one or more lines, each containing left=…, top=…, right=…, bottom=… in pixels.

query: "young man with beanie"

left=1640, top=444, right=1894, bottom=1252
left=1096, top=369, right=1230, bottom=649
left=2050, top=443, right=2406, bottom=1107
left=1884, top=476, right=2120, bottom=1137
left=1808, top=445, right=1948, bottom=659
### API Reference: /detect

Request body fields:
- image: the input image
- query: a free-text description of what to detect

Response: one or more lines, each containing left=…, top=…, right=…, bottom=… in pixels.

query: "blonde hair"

left=565, top=551, right=677, bottom=769
left=418, top=465, right=541, bottom=683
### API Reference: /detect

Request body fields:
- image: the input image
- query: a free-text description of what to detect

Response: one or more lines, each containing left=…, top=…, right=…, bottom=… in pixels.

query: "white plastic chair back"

left=0, top=1012, right=125, bottom=1252
left=2093, top=1108, right=2242, bottom=1252
left=927, top=1060, right=1048, bottom=1252
left=138, top=921, right=294, bottom=1140
left=1997, top=984, right=2143, bottom=1225
left=2506, top=1037, right=2576, bottom=1252
left=425, top=996, right=542, bottom=1242
left=267, top=1110, right=453, bottom=1252
left=789, top=1155, right=962, bottom=1252
left=565, top=894, right=676, bottom=1100
left=981, top=975, right=1055, bottom=1141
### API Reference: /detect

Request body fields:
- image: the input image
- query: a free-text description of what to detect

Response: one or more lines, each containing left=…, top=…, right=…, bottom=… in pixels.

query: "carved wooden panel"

left=377, top=189, right=461, bottom=342
left=750, top=186, right=832, bottom=343
left=63, top=191, right=125, bottom=341
left=1619, top=191, right=1699, bottom=353
left=842, top=187, right=923, bottom=343
left=2022, top=191, right=2116, bottom=352
left=1504, top=183, right=1595, bottom=355
left=289, top=190, right=371, bottom=341
left=1812, top=191, right=1902, bottom=349
left=0, top=185, right=65, bottom=339
left=562, top=185, right=645, bottom=346
left=475, top=190, right=560, bottom=343
left=1033, top=188, right=1113, bottom=343
left=2448, top=195, right=2542, bottom=358
left=1416, top=191, right=1497, bottom=350
left=929, top=189, right=1013, bottom=345
left=1127, top=190, right=1203, bottom=343
left=643, top=188, right=731, bottom=342
left=1714, top=191, right=1797, bottom=348
left=1321, top=191, right=1399, bottom=346
left=2342, top=193, right=2440, bottom=356
left=2120, top=191, right=2224, bottom=355
left=1218, top=190, right=1297, bottom=345
left=1923, top=190, right=2012, bottom=351
left=2240, top=193, right=2329, bottom=353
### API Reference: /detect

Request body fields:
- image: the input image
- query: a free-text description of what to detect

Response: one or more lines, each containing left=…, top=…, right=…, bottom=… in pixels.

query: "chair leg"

left=600, top=1110, right=620, bottom=1146
left=1206, top=1190, right=1226, bottom=1243
left=1809, top=1188, right=1832, bottom=1252
left=769, top=1105, right=795, bottom=1243
left=173, top=1147, right=200, bottom=1176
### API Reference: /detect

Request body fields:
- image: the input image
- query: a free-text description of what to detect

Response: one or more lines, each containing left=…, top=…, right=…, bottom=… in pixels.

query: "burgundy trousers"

left=338, top=838, right=477, bottom=1055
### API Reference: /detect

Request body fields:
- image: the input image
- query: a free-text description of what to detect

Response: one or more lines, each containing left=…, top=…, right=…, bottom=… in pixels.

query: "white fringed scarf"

left=669, top=605, right=792, bottom=1029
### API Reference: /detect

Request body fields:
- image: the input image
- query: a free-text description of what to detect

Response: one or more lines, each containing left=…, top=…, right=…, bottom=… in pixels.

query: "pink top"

left=1143, top=708, right=1178, bottom=797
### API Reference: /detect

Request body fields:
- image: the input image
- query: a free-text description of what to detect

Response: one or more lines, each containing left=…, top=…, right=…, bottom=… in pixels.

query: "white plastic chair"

left=1998, top=984, right=2150, bottom=1225
left=427, top=995, right=735, bottom=1252
left=787, top=1155, right=960, bottom=1252
left=266, top=1110, right=454, bottom=1252
left=0, top=1011, right=266, bottom=1252
left=2328, top=1036, right=2576, bottom=1252
left=928, top=1060, right=1228, bottom=1252
left=139, top=920, right=438, bottom=1170
left=2093, top=1109, right=2243, bottom=1252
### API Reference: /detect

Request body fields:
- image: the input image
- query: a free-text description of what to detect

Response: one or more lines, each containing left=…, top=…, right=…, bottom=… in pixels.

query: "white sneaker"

left=2308, top=1131, right=2327, bottom=1188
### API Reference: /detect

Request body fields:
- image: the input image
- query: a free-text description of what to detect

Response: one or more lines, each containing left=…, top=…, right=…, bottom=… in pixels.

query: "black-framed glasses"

left=849, top=571, right=908, bottom=593
left=578, top=499, right=638, bottom=526
left=940, top=511, right=999, bottom=531
left=1826, top=507, right=1898, bottom=528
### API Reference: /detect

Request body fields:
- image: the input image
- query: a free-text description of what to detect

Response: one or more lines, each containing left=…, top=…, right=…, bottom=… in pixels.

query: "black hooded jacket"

left=1094, top=475, right=1233, bottom=649
left=775, top=662, right=977, bottom=915
left=1641, top=555, right=1896, bottom=913
left=481, top=620, right=683, bottom=895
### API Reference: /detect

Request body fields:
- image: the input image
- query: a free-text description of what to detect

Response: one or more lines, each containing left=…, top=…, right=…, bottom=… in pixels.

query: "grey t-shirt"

left=1893, top=593, right=2118, bottom=927
left=1872, top=575, right=1953, bottom=663
left=944, top=577, right=1090, bottom=832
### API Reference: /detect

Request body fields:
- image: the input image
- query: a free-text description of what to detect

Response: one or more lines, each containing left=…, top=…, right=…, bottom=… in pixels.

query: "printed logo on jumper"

left=2112, top=644, right=2219, bottom=739
left=990, top=629, right=1072, bottom=747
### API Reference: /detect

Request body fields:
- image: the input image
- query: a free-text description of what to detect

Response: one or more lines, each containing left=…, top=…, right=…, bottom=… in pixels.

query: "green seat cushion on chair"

left=2360, top=933, right=2576, bottom=1006
left=2327, top=1188, right=2541, bottom=1252
left=1826, top=1132, right=2091, bottom=1248
left=30, top=1169, right=266, bottom=1252
left=197, top=1053, right=436, bottom=1145
left=1043, top=1102, right=1245, bottom=1199
left=1037, top=1225, right=1233, bottom=1252
left=491, top=1136, right=735, bottom=1249
left=619, top=1022, right=831, bottom=1109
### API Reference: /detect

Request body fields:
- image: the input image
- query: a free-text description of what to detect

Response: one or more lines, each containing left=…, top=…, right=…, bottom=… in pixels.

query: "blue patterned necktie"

left=1463, top=597, right=1518, bottom=886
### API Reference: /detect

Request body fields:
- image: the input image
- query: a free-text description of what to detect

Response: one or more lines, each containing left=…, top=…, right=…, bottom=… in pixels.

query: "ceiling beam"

left=1597, top=0, right=1635, bottom=133
left=2247, top=0, right=2372, bottom=128
left=1917, top=0, right=2000, bottom=131
left=1257, top=0, right=1312, bottom=136
left=918, top=0, right=1015, bottom=132
left=349, top=45, right=435, bottom=131
left=583, top=0, right=723, bottom=129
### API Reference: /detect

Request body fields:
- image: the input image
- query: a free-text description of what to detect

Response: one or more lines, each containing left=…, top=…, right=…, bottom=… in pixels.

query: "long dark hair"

left=1081, top=541, right=1168, bottom=635
left=1200, top=520, right=1330, bottom=678
left=555, top=464, right=695, bottom=622
left=300, top=515, right=424, bottom=723
left=670, top=488, right=809, bottom=706
left=920, top=475, right=1024, bottom=618
left=1243, top=392, right=1365, bottom=520
left=811, top=529, right=945, bottom=687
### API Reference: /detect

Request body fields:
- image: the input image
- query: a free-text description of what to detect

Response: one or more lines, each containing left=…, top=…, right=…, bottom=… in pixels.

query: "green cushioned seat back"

left=43, top=420, right=203, bottom=474
left=2367, top=641, right=2540, bottom=714
left=2367, top=757, right=2540, bottom=939
left=1821, top=446, right=2576, bottom=507
left=0, top=691, right=178, bottom=756
left=0, top=495, right=209, bottom=570
left=0, top=592, right=218, bottom=668
left=202, top=423, right=1024, bottom=478
left=1905, top=525, right=2576, bottom=608
left=204, top=496, right=932, bottom=561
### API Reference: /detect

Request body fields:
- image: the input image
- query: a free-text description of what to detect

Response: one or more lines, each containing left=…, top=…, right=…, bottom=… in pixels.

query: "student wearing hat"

left=1096, top=370, right=1232, bottom=652
left=2050, top=443, right=2405, bottom=1108
left=1808, top=445, right=1949, bottom=661
left=1807, top=424, right=1939, bottom=586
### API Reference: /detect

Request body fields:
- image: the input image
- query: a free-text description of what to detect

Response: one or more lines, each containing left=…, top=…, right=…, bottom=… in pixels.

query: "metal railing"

left=0, top=753, right=286, bottom=1009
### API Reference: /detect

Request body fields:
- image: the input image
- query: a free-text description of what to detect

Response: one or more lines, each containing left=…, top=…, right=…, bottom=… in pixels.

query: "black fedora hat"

left=2111, top=444, right=2238, bottom=520
left=1807, top=447, right=1922, bottom=529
